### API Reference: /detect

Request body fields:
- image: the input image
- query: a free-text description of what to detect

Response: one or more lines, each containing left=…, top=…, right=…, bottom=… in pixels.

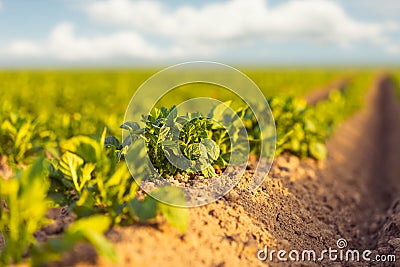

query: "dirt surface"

left=0, top=155, right=12, bottom=181
left=41, top=76, right=400, bottom=266
left=34, top=207, right=76, bottom=243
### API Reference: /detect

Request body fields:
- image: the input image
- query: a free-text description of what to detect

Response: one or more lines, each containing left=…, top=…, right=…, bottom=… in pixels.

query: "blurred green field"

left=0, top=69, right=355, bottom=137
left=0, top=68, right=377, bottom=165
left=392, top=72, right=400, bottom=100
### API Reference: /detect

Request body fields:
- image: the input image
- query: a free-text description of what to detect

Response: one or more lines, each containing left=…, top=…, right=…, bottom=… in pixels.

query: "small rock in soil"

left=388, top=238, right=400, bottom=249
left=275, top=155, right=300, bottom=172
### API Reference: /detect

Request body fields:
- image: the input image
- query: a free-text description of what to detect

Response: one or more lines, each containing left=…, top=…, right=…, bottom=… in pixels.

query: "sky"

left=0, top=0, right=399, bottom=67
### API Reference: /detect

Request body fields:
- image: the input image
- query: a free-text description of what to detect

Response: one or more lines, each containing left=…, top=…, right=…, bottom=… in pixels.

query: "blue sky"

left=0, top=0, right=399, bottom=66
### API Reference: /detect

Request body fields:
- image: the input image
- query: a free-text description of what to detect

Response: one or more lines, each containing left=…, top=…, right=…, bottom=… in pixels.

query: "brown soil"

left=34, top=207, right=76, bottom=243
left=0, top=155, right=12, bottom=181
left=40, top=76, right=400, bottom=266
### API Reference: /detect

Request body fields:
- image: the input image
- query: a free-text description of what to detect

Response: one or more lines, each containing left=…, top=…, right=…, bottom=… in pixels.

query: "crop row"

left=0, top=70, right=374, bottom=265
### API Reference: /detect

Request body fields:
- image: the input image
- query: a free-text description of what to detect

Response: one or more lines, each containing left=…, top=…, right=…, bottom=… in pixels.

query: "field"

left=1, top=68, right=400, bottom=266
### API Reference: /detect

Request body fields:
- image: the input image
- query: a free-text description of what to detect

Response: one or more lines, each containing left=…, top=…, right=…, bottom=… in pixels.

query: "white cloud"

left=3, top=23, right=182, bottom=61
left=2, top=0, right=399, bottom=61
left=85, top=0, right=399, bottom=51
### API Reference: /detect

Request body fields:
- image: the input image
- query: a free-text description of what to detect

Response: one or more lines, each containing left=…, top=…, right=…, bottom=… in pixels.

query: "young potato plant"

left=0, top=111, right=53, bottom=165
left=0, top=158, right=117, bottom=266
left=0, top=129, right=188, bottom=265
left=144, top=106, right=223, bottom=177
left=270, top=96, right=328, bottom=160
left=31, top=215, right=116, bottom=265
left=0, top=158, right=49, bottom=265
left=48, top=129, right=136, bottom=222
left=120, top=103, right=251, bottom=179
left=270, top=75, right=371, bottom=160
left=48, top=128, right=188, bottom=231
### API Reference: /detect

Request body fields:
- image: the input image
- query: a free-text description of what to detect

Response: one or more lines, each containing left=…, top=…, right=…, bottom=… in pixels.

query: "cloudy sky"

left=0, top=0, right=399, bottom=66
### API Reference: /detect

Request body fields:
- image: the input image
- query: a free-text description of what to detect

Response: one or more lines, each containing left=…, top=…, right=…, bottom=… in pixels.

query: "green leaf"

left=185, top=143, right=203, bottom=160
left=0, top=157, right=49, bottom=265
left=66, top=215, right=117, bottom=260
left=201, top=138, right=220, bottom=161
left=151, top=186, right=188, bottom=232
left=104, top=136, right=121, bottom=149
left=80, top=163, right=96, bottom=189
left=100, top=127, right=107, bottom=148
left=127, top=197, right=157, bottom=222
left=159, top=126, right=170, bottom=141
left=158, top=204, right=189, bottom=233
left=208, top=101, right=232, bottom=122
left=60, top=136, right=102, bottom=164
left=59, top=152, right=84, bottom=193
left=309, top=142, right=327, bottom=160
left=83, top=228, right=117, bottom=262
left=120, top=122, right=140, bottom=133
left=201, top=166, right=217, bottom=177
left=166, top=106, right=178, bottom=126
left=34, top=215, right=118, bottom=263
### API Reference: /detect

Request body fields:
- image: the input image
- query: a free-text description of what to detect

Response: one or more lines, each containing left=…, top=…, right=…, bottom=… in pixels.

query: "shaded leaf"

left=151, top=186, right=188, bottom=232
left=127, top=197, right=157, bottom=222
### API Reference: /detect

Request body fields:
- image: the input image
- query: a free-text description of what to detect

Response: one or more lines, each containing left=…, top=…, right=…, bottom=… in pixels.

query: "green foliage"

left=0, top=69, right=375, bottom=265
left=0, top=158, right=117, bottom=266
left=48, top=128, right=189, bottom=229
left=243, top=69, right=348, bottom=97
left=151, top=186, right=188, bottom=232
left=32, top=215, right=116, bottom=265
left=271, top=74, right=373, bottom=160
left=389, top=73, right=400, bottom=101
left=123, top=106, right=229, bottom=178
left=0, top=157, right=49, bottom=265
left=1, top=129, right=188, bottom=265
left=125, top=185, right=189, bottom=232
left=49, top=130, right=139, bottom=224
left=270, top=97, right=328, bottom=160
left=0, top=111, right=51, bottom=164
left=126, top=185, right=189, bottom=233
left=122, top=102, right=252, bottom=178
left=127, top=196, right=157, bottom=222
